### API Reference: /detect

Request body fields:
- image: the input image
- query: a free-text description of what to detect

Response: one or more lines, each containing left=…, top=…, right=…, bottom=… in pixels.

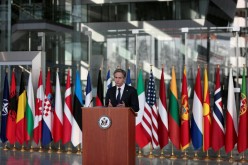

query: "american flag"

left=145, top=69, right=159, bottom=148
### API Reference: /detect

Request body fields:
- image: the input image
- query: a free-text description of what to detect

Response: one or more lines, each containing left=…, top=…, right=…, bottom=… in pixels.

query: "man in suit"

left=105, top=68, right=139, bottom=112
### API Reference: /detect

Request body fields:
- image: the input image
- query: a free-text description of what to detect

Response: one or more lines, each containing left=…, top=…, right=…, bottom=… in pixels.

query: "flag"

left=62, top=69, right=73, bottom=144
left=203, top=68, right=211, bottom=151
left=126, top=67, right=131, bottom=86
left=0, top=71, right=9, bottom=143
left=211, top=66, right=224, bottom=152
left=225, top=67, right=238, bottom=153
left=146, top=68, right=159, bottom=148
left=106, top=69, right=112, bottom=90
left=25, top=72, right=35, bottom=141
left=6, top=70, right=17, bottom=144
left=16, top=71, right=27, bottom=144
left=168, top=66, right=180, bottom=149
left=33, top=70, right=44, bottom=145
left=135, top=69, right=150, bottom=148
left=180, top=66, right=190, bottom=150
left=191, top=67, right=203, bottom=150
left=42, top=69, right=53, bottom=146
left=95, top=69, right=103, bottom=106
left=53, top=70, right=63, bottom=143
left=157, top=67, right=168, bottom=148
left=237, top=67, right=247, bottom=153
left=85, top=71, right=93, bottom=107
left=71, top=70, right=83, bottom=147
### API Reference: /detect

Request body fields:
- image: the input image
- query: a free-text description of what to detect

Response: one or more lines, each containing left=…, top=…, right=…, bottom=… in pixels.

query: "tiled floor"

left=0, top=145, right=248, bottom=165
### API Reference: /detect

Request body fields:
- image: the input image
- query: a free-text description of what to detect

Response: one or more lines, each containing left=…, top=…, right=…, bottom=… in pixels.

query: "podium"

left=82, top=107, right=136, bottom=165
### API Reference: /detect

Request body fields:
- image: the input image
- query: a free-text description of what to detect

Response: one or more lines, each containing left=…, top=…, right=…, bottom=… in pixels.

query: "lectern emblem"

left=98, top=115, right=112, bottom=129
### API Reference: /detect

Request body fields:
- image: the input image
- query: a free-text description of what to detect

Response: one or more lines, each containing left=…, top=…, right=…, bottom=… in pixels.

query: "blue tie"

left=117, top=88, right=121, bottom=104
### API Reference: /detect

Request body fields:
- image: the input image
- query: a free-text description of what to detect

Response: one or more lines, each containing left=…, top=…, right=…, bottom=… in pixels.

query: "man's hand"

left=117, top=101, right=125, bottom=107
left=108, top=99, right=113, bottom=107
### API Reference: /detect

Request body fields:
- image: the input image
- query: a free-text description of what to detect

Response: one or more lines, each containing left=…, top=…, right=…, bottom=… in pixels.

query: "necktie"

left=117, top=88, right=121, bottom=104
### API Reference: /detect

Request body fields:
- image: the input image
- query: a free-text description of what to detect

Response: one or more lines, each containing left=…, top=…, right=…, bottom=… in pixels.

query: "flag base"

left=203, top=150, right=211, bottom=161
left=2, top=143, right=8, bottom=151
left=216, top=151, right=223, bottom=162
left=239, top=153, right=246, bottom=163
left=76, top=145, right=81, bottom=155
left=192, top=152, right=199, bottom=160
left=228, top=154, right=235, bottom=163
left=159, top=149, right=166, bottom=159
left=169, top=146, right=177, bottom=160
left=148, top=150, right=154, bottom=159
left=20, top=145, right=25, bottom=152
left=137, top=148, right=143, bottom=158
left=181, top=151, right=189, bottom=160
left=29, top=146, right=34, bottom=153
left=56, top=143, right=62, bottom=154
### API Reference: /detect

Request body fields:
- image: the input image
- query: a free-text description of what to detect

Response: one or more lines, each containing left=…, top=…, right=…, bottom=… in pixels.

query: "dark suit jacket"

left=105, top=84, right=139, bottom=112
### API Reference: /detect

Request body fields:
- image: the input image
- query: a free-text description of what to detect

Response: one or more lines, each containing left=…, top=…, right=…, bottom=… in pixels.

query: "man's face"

left=114, top=72, right=125, bottom=87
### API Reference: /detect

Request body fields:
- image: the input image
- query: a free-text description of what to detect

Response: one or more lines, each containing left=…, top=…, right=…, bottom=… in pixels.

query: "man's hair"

left=113, top=68, right=126, bottom=78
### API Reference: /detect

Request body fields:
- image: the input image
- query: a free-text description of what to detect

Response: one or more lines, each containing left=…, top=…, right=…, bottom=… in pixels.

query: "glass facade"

left=0, top=0, right=244, bottom=107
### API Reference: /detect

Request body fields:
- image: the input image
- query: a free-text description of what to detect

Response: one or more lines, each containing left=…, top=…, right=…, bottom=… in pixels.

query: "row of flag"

left=136, top=65, right=247, bottom=154
left=0, top=67, right=132, bottom=147
left=0, top=65, right=246, bottom=154
left=0, top=69, right=82, bottom=147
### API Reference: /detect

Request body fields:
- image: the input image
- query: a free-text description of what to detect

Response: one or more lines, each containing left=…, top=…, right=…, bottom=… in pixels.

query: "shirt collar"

left=116, top=84, right=125, bottom=91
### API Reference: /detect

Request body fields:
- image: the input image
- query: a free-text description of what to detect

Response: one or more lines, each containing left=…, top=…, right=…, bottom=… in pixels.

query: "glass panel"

left=0, top=4, right=8, bottom=51
left=88, top=5, right=102, bottom=22
left=102, top=4, right=110, bottom=22
left=109, top=4, right=115, bottom=22
left=117, top=4, right=128, bottom=21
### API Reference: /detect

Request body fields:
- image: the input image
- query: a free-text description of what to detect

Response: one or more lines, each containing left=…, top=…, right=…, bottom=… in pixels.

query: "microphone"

left=87, top=97, right=94, bottom=107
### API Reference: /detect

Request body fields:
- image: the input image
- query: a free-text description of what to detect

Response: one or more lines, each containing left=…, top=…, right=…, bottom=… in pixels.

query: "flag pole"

left=66, top=142, right=72, bottom=154
left=159, top=64, right=166, bottom=160
left=21, top=145, right=25, bottom=152
left=47, top=67, right=52, bottom=154
left=228, top=151, right=234, bottom=162
left=57, top=141, right=62, bottom=154
left=204, top=150, right=210, bottom=161
left=239, top=152, right=246, bottom=163
left=137, top=147, right=143, bottom=158
left=160, top=147, right=165, bottom=159
left=3, top=143, right=8, bottom=150
left=182, top=150, right=188, bottom=160
left=29, top=144, right=34, bottom=152
left=2, top=68, right=9, bottom=151
left=76, top=144, right=81, bottom=155
left=148, top=143, right=154, bottom=158
left=216, top=150, right=223, bottom=162
left=48, top=143, right=52, bottom=153
left=38, top=145, right=43, bottom=152
left=181, top=65, right=189, bottom=160
left=193, top=151, right=199, bottom=160
left=12, top=143, right=17, bottom=151
left=169, top=65, right=177, bottom=160
left=170, top=144, right=177, bottom=159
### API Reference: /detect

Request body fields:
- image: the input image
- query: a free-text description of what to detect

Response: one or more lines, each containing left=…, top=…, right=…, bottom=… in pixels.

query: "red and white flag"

left=157, top=67, right=168, bottom=149
left=33, top=70, right=44, bottom=145
left=225, top=67, right=238, bottom=153
left=53, top=70, right=63, bottom=143
left=62, top=69, right=73, bottom=144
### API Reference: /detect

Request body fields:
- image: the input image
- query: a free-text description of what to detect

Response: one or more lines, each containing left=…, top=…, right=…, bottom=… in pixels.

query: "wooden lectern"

left=82, top=107, right=136, bottom=165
